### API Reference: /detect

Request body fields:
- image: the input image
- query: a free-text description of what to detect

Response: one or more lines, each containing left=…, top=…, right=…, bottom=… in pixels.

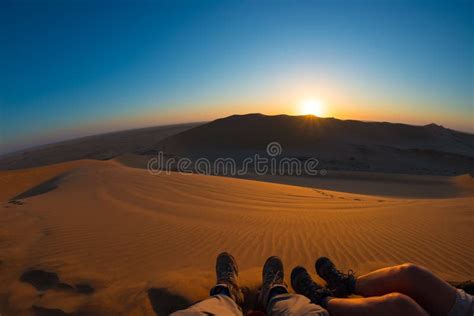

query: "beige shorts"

left=448, top=289, right=473, bottom=316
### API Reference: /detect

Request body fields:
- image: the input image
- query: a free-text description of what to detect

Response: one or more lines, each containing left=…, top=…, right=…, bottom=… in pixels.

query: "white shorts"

left=448, top=289, right=473, bottom=316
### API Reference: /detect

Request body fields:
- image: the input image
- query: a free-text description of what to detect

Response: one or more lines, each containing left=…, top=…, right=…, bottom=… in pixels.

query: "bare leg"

left=326, top=293, right=428, bottom=316
left=354, top=263, right=457, bottom=316
left=292, top=264, right=428, bottom=316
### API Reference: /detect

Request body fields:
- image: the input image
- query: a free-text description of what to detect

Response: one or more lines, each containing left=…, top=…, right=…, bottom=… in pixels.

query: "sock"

left=210, top=285, right=231, bottom=297
left=268, top=285, right=288, bottom=300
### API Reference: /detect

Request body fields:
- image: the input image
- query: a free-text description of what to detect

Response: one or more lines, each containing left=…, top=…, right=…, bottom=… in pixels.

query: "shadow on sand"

left=10, top=173, right=70, bottom=201
left=147, top=288, right=192, bottom=315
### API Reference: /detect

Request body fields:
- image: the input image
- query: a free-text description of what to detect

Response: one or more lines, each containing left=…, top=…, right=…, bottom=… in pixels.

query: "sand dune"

left=1, top=160, right=473, bottom=314
left=116, top=153, right=474, bottom=199
left=0, top=123, right=200, bottom=171
left=159, top=114, right=474, bottom=156
left=3, top=115, right=473, bottom=177
left=156, top=114, right=474, bottom=176
left=0, top=160, right=88, bottom=202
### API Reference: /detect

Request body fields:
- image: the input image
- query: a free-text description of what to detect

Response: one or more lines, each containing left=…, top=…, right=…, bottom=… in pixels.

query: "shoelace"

left=298, top=274, right=320, bottom=295
left=218, top=265, right=235, bottom=283
left=265, top=270, right=283, bottom=287
left=327, top=268, right=355, bottom=285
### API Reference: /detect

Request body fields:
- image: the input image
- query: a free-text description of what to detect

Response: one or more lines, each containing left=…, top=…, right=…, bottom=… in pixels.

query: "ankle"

left=320, top=295, right=334, bottom=309
left=264, top=285, right=288, bottom=308
left=351, top=278, right=358, bottom=295
left=269, top=285, right=288, bottom=299
left=210, top=284, right=231, bottom=297
left=310, top=288, right=334, bottom=306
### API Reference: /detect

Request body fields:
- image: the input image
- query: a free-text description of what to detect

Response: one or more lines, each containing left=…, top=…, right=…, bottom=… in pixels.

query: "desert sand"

left=0, top=123, right=200, bottom=170
left=1, top=159, right=473, bottom=314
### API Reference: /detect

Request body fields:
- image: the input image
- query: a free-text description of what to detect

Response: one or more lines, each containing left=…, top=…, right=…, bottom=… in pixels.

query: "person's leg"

left=325, top=293, right=428, bottom=316
left=354, top=263, right=457, bottom=316
left=171, top=252, right=243, bottom=316
left=316, top=257, right=457, bottom=316
left=291, top=264, right=427, bottom=316
left=268, top=293, right=329, bottom=316
left=171, top=294, right=242, bottom=316
left=259, top=256, right=329, bottom=316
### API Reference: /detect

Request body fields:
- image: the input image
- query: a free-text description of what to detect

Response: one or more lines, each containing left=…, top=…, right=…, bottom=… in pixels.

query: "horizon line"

left=1, top=112, right=472, bottom=157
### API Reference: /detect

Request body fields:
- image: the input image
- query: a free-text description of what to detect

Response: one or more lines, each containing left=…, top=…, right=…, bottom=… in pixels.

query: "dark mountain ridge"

left=154, top=114, right=474, bottom=175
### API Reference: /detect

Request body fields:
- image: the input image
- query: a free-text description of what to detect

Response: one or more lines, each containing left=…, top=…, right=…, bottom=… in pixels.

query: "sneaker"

left=259, top=256, right=288, bottom=308
left=213, top=252, right=244, bottom=305
left=291, top=266, right=333, bottom=305
left=315, top=257, right=356, bottom=297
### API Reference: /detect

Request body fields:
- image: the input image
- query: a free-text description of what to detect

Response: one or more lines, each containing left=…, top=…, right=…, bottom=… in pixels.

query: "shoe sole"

left=290, top=266, right=308, bottom=292
left=217, top=252, right=239, bottom=276
left=315, top=256, right=332, bottom=278
left=262, top=256, right=283, bottom=279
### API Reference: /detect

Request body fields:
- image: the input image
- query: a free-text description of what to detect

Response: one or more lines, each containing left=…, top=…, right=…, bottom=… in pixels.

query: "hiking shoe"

left=213, top=252, right=244, bottom=305
left=259, top=256, right=288, bottom=308
left=315, top=257, right=356, bottom=297
left=291, top=266, right=333, bottom=306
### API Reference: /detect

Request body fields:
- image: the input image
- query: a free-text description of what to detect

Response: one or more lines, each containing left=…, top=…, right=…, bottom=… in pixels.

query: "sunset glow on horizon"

left=299, top=99, right=326, bottom=117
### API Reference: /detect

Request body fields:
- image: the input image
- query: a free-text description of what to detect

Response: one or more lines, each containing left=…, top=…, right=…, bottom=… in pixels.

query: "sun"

left=300, top=99, right=325, bottom=117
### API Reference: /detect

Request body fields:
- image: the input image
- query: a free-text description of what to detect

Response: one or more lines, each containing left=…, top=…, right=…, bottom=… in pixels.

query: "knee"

left=385, top=292, right=412, bottom=305
left=395, top=263, right=425, bottom=280
left=385, top=292, right=427, bottom=315
left=399, top=263, right=422, bottom=272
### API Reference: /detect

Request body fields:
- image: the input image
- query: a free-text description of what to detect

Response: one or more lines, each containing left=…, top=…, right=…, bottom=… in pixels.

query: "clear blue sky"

left=1, top=0, right=473, bottom=154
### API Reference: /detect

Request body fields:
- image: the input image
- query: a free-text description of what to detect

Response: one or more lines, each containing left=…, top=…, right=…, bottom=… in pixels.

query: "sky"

left=1, top=0, right=473, bottom=154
